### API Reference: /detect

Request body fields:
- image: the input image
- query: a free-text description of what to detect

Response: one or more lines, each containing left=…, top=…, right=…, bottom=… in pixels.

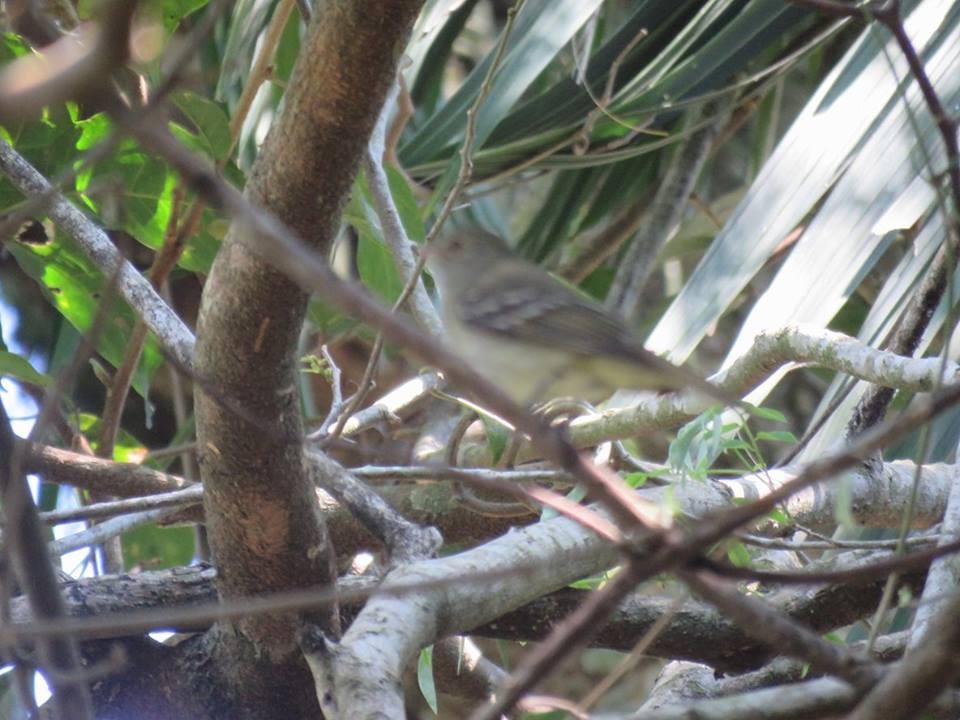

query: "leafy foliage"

left=1, top=0, right=958, bottom=715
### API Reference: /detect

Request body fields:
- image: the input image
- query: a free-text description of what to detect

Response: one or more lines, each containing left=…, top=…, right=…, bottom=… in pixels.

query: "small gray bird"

left=425, top=230, right=734, bottom=407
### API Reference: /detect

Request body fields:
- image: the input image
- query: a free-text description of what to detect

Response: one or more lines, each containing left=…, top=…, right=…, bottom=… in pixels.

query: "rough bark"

left=191, top=0, right=424, bottom=715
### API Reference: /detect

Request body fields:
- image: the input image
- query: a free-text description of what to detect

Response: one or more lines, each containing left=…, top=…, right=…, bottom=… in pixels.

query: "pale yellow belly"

left=446, top=327, right=624, bottom=406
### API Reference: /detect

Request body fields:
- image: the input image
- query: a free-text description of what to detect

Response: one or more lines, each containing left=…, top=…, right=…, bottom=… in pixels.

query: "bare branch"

left=48, top=508, right=180, bottom=558
left=0, top=403, right=94, bottom=719
left=305, top=449, right=441, bottom=564
left=41, top=486, right=203, bottom=524
left=363, top=87, right=443, bottom=337
left=21, top=442, right=190, bottom=496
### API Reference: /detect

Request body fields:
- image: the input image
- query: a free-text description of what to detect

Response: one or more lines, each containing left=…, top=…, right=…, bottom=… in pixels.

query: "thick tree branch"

left=5, top=545, right=927, bottom=673
left=20, top=441, right=191, bottom=496
left=187, top=0, right=427, bottom=713
left=322, top=512, right=621, bottom=717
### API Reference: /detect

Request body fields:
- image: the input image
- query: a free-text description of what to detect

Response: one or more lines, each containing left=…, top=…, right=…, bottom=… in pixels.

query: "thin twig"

left=737, top=532, right=939, bottom=552
left=363, top=84, right=444, bottom=336
left=427, top=0, right=525, bottom=247
left=575, top=25, right=652, bottom=153
left=226, top=0, right=296, bottom=161
left=41, top=486, right=203, bottom=525
left=699, top=537, right=960, bottom=586
left=313, top=346, right=346, bottom=437
left=577, top=593, right=687, bottom=711
left=48, top=508, right=181, bottom=558
left=324, top=1, right=525, bottom=444
left=144, top=440, right=197, bottom=462
left=305, top=450, right=441, bottom=563
left=469, top=560, right=643, bottom=720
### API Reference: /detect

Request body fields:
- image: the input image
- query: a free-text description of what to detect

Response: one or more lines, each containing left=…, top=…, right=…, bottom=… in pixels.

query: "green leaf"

left=517, top=168, right=601, bottom=261
left=80, top=141, right=175, bottom=249
left=386, top=166, right=426, bottom=242
left=756, top=430, right=798, bottom=443
left=417, top=646, right=439, bottom=715
left=0, top=32, right=30, bottom=60
left=7, top=237, right=164, bottom=399
left=408, top=0, right=476, bottom=117
left=0, top=351, right=51, bottom=387
left=478, top=412, right=510, bottom=464
left=274, top=6, right=303, bottom=84
left=487, top=1, right=702, bottom=147
left=306, top=298, right=359, bottom=339
left=0, top=107, right=82, bottom=209
left=159, top=0, right=212, bottom=33
left=38, top=482, right=59, bottom=511
left=749, top=406, right=788, bottom=423
left=726, top=540, right=751, bottom=568
left=650, top=0, right=960, bottom=372
left=768, top=507, right=790, bottom=526
left=897, top=585, right=914, bottom=608
left=77, top=413, right=148, bottom=464
left=357, top=234, right=404, bottom=304
left=176, top=206, right=223, bottom=273
left=668, top=408, right=728, bottom=476
left=569, top=569, right=612, bottom=590
left=401, top=0, right=607, bottom=165
left=36, top=112, right=220, bottom=275
left=344, top=175, right=406, bottom=304
left=122, top=523, right=195, bottom=570
left=623, top=472, right=648, bottom=488
left=170, top=90, right=232, bottom=161
left=75, top=113, right=112, bottom=150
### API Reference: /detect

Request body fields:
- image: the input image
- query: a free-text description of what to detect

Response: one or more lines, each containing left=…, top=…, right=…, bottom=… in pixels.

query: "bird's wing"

left=457, top=266, right=737, bottom=403
left=457, top=267, right=650, bottom=360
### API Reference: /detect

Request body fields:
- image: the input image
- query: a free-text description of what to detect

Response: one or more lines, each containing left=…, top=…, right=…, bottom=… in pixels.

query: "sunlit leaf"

left=7, top=238, right=163, bottom=399
left=0, top=351, right=51, bottom=388
left=171, top=90, right=232, bottom=161
left=417, top=646, right=439, bottom=715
